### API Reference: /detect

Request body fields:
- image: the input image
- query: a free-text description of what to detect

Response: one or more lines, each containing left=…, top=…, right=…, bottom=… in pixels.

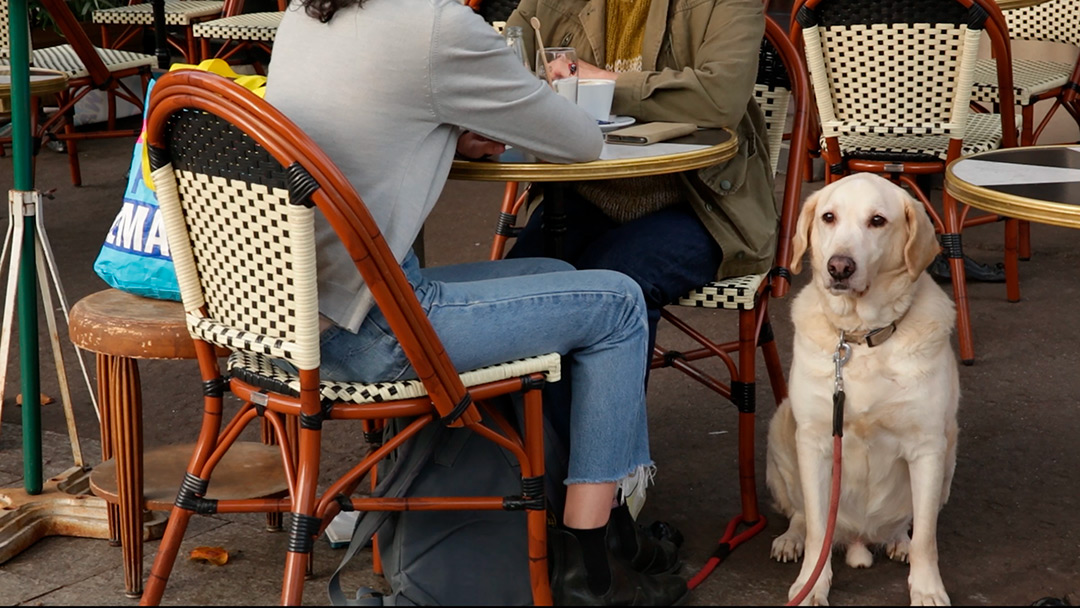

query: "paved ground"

left=0, top=121, right=1079, bottom=606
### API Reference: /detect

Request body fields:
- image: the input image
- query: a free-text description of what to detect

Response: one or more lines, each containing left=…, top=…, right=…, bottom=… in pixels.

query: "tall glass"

left=536, top=47, right=578, bottom=103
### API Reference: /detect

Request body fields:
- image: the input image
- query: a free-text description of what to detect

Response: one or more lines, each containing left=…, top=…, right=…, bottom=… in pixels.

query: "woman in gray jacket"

left=266, top=0, right=687, bottom=604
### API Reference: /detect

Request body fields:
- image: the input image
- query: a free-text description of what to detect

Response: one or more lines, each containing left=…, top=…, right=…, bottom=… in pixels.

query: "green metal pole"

left=9, top=0, right=43, bottom=495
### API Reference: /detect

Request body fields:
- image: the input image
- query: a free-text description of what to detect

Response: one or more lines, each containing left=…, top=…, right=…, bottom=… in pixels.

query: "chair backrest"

left=759, top=14, right=810, bottom=299
left=791, top=0, right=1016, bottom=146
left=0, top=0, right=8, bottom=59
left=469, top=0, right=520, bottom=23
left=1003, top=0, right=1080, bottom=46
left=144, top=69, right=480, bottom=426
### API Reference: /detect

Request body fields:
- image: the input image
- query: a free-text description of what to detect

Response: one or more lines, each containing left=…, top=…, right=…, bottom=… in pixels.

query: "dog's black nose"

left=828, top=255, right=856, bottom=280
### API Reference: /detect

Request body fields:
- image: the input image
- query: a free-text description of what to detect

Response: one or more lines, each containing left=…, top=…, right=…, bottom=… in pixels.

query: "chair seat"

left=192, top=12, right=283, bottom=41
left=677, top=273, right=765, bottom=310
left=228, top=350, right=562, bottom=404
left=0, top=45, right=155, bottom=79
left=971, top=58, right=1073, bottom=105
left=92, top=1, right=225, bottom=26
left=831, top=112, right=1011, bottom=163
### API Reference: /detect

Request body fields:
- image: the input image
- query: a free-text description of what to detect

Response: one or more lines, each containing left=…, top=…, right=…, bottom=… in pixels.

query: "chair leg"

left=61, top=105, right=81, bottom=187
left=759, top=317, right=788, bottom=406
left=736, top=308, right=759, bottom=523
left=141, top=507, right=195, bottom=606
left=1004, top=218, right=1021, bottom=303
left=1019, top=220, right=1031, bottom=261
left=522, top=387, right=552, bottom=606
left=261, top=417, right=283, bottom=532
left=280, top=423, right=323, bottom=605
left=941, top=190, right=975, bottom=365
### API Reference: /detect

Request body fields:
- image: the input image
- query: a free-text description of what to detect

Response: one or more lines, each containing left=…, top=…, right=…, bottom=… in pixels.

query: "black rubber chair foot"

left=961, top=358, right=974, bottom=366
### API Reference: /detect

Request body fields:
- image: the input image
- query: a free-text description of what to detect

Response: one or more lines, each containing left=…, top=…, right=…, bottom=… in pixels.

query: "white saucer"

left=599, top=115, right=635, bottom=132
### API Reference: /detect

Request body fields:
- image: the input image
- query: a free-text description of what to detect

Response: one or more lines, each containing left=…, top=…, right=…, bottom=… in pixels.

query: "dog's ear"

left=902, top=190, right=940, bottom=280
left=790, top=187, right=823, bottom=275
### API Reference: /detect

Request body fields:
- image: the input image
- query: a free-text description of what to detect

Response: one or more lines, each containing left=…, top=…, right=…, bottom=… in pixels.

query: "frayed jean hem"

left=563, top=461, right=656, bottom=487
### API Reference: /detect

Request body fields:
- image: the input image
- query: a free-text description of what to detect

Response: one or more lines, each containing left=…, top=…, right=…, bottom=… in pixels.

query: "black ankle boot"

left=607, top=507, right=683, bottom=575
left=549, top=527, right=689, bottom=606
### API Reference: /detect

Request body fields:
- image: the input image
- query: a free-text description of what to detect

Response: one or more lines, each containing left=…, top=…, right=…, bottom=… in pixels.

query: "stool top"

left=69, top=289, right=200, bottom=359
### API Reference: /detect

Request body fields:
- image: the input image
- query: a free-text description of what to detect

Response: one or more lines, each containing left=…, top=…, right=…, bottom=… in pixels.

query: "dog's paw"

left=887, top=535, right=911, bottom=563
left=788, top=574, right=831, bottom=606
left=771, top=531, right=805, bottom=563
left=845, top=541, right=874, bottom=568
left=909, top=568, right=950, bottom=605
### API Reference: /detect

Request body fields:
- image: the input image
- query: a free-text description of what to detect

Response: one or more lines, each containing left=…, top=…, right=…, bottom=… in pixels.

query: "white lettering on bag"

left=105, top=201, right=171, bottom=257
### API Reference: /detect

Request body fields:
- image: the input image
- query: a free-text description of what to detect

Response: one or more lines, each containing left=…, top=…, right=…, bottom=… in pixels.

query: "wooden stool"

left=69, top=289, right=288, bottom=598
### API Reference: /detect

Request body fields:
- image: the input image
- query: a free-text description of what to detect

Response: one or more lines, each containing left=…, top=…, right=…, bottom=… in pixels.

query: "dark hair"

left=300, top=0, right=365, bottom=23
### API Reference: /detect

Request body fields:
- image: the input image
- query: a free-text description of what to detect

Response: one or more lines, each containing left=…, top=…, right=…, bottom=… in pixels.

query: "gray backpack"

left=328, top=405, right=567, bottom=606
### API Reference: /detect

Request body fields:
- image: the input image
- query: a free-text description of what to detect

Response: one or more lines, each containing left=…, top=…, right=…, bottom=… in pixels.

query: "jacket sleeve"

left=430, top=5, right=602, bottom=164
left=613, top=0, right=764, bottom=130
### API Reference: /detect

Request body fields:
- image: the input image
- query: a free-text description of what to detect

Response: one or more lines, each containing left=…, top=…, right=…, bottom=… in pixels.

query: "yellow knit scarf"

left=605, top=0, right=650, bottom=73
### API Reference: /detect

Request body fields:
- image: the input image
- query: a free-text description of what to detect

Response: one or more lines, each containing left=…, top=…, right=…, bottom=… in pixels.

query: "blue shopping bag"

left=92, top=78, right=181, bottom=301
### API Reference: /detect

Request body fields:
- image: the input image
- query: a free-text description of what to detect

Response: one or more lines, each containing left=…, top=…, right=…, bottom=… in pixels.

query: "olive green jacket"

left=506, top=0, right=778, bottom=279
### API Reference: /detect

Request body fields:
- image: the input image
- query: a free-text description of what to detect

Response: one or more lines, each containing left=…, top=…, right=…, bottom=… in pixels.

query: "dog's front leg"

left=907, top=447, right=950, bottom=606
left=789, top=427, right=834, bottom=606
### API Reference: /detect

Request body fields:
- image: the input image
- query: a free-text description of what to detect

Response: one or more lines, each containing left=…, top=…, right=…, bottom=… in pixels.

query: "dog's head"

left=790, top=173, right=939, bottom=297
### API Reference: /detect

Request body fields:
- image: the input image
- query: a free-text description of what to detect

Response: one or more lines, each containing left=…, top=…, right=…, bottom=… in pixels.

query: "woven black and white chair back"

left=0, top=0, right=9, bottom=59
left=150, top=108, right=321, bottom=373
left=798, top=0, right=987, bottom=146
left=478, top=0, right=520, bottom=23
left=1004, top=0, right=1080, bottom=46
left=755, top=37, right=793, bottom=178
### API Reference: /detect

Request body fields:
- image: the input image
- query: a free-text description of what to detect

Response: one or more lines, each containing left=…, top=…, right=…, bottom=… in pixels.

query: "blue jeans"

left=506, top=196, right=724, bottom=362
left=318, top=252, right=653, bottom=485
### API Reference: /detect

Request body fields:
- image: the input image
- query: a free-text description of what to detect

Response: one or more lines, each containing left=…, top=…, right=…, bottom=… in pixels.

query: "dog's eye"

left=821, top=212, right=835, bottom=224
left=869, top=215, right=888, bottom=228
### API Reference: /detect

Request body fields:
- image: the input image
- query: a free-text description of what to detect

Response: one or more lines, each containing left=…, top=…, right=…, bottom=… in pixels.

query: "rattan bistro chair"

left=790, top=0, right=1020, bottom=365
left=0, top=0, right=154, bottom=186
left=92, top=0, right=226, bottom=64
left=139, top=69, right=558, bottom=606
left=191, top=0, right=285, bottom=73
left=650, top=14, right=809, bottom=556
left=970, top=0, right=1080, bottom=259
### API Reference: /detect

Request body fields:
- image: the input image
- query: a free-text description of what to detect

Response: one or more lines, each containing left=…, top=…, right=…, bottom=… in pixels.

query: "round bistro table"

left=946, top=144, right=1080, bottom=302
left=449, top=127, right=738, bottom=259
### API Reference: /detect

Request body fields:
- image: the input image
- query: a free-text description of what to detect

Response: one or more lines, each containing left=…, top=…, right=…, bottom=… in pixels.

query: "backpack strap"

left=327, top=423, right=448, bottom=606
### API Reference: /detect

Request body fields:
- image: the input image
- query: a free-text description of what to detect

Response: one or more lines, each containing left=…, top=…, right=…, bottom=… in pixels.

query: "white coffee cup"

left=576, top=79, right=616, bottom=122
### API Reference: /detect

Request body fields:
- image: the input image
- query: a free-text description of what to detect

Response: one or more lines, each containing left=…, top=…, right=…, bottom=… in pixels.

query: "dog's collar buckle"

left=848, top=322, right=898, bottom=348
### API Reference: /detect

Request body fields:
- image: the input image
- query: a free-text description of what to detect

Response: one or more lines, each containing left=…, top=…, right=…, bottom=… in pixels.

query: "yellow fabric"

left=605, top=0, right=650, bottom=73
left=143, top=60, right=267, bottom=189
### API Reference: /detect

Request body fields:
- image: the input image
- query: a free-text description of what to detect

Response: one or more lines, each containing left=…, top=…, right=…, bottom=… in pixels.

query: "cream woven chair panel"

left=0, top=0, right=10, bottom=59
left=192, top=12, right=283, bottom=42
left=1003, top=0, right=1080, bottom=46
left=970, top=58, right=1071, bottom=105
left=0, top=44, right=155, bottom=77
left=92, top=0, right=224, bottom=26
left=676, top=37, right=790, bottom=312
left=677, top=274, right=766, bottom=310
left=832, top=111, right=1011, bottom=161
left=229, top=350, right=562, bottom=404
left=152, top=108, right=320, bottom=370
left=815, top=23, right=979, bottom=138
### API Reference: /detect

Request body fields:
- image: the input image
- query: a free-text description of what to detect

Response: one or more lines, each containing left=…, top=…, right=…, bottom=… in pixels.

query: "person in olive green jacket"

left=506, top=0, right=776, bottom=353
left=504, top=0, right=775, bottom=604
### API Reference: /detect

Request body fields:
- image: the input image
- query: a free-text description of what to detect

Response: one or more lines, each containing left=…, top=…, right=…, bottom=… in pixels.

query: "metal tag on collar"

left=863, top=322, right=897, bottom=347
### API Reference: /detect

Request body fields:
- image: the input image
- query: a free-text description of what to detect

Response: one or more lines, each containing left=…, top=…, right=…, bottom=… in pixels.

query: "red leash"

left=686, top=513, right=768, bottom=590
left=786, top=434, right=843, bottom=606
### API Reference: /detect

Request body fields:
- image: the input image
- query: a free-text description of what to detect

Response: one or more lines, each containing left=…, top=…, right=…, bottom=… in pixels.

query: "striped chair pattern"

left=191, top=0, right=285, bottom=72
left=0, top=0, right=154, bottom=186
left=92, top=0, right=226, bottom=64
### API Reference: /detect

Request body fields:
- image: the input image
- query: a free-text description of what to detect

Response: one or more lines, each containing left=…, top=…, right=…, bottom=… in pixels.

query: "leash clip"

left=833, top=332, right=851, bottom=392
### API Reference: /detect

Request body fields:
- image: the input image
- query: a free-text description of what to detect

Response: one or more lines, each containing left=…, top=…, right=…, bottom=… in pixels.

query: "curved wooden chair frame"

left=139, top=70, right=555, bottom=606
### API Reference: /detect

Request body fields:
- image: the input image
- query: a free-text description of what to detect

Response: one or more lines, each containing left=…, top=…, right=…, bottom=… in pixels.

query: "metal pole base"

left=0, top=466, right=167, bottom=571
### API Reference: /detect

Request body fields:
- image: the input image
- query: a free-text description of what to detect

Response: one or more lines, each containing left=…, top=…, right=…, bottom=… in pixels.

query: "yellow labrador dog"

left=766, top=173, right=959, bottom=606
